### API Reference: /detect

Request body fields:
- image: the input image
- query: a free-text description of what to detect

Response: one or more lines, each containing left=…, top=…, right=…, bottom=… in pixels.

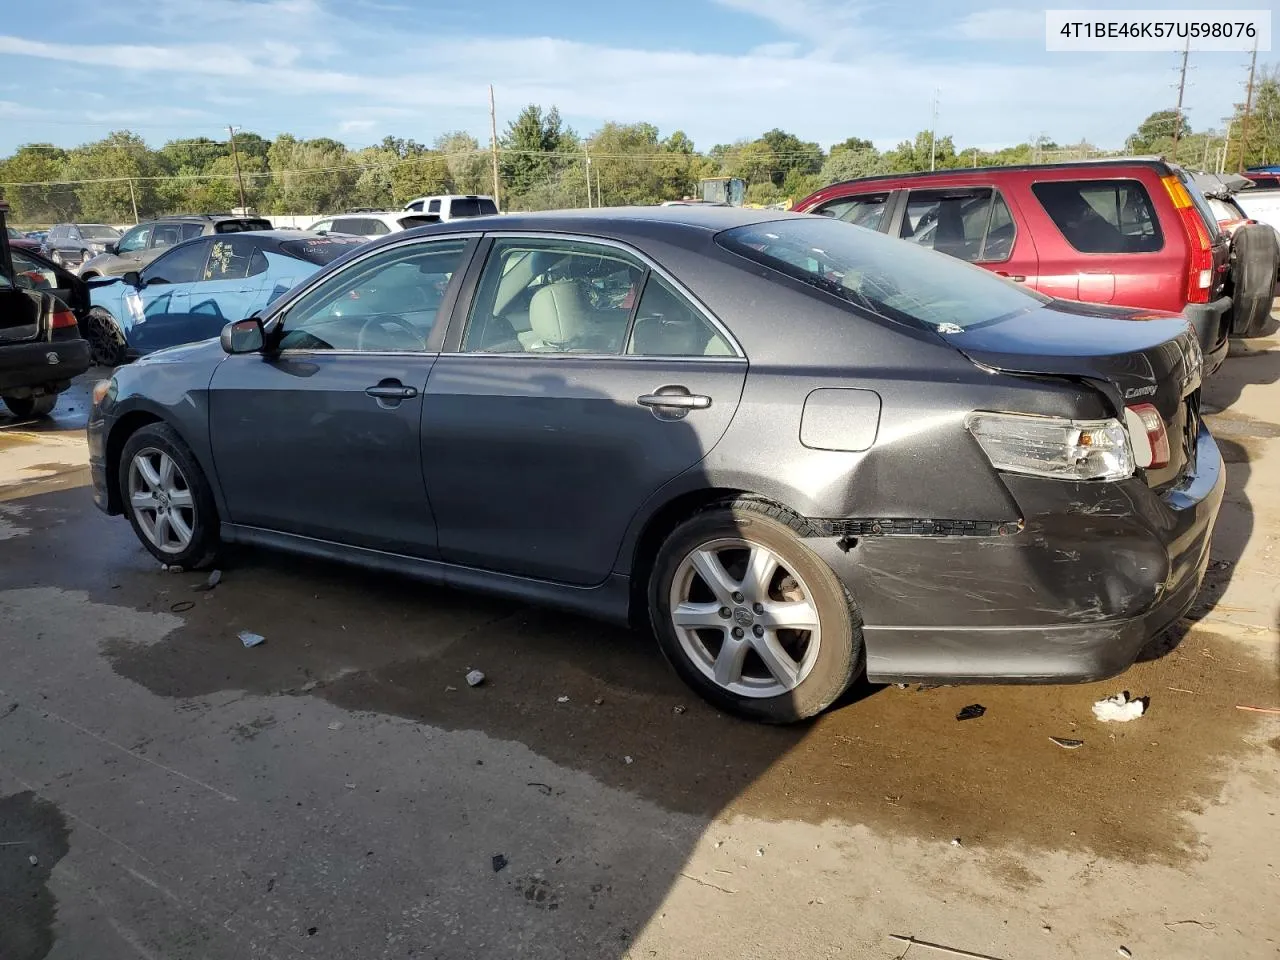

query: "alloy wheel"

left=127, top=447, right=196, bottom=554
left=668, top=537, right=821, bottom=698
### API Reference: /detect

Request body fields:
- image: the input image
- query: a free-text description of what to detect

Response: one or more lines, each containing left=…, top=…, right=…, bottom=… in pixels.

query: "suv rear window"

left=214, top=218, right=273, bottom=233
left=900, top=188, right=1015, bottom=262
left=450, top=198, right=497, bottom=218
left=1031, top=179, right=1163, bottom=254
left=280, top=235, right=368, bottom=265
left=717, top=217, right=1048, bottom=331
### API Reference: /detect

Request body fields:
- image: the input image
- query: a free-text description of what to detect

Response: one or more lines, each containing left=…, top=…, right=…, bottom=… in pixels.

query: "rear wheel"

left=1229, top=224, right=1280, bottom=338
left=50, top=250, right=64, bottom=266
left=85, top=307, right=127, bottom=367
left=119, top=423, right=221, bottom=569
left=2, top=394, right=57, bottom=419
left=648, top=500, right=863, bottom=723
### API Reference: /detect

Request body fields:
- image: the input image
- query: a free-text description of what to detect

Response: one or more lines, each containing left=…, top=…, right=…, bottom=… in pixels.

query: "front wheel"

left=119, top=422, right=221, bottom=569
left=2, top=394, right=57, bottom=419
left=85, top=307, right=127, bottom=367
left=648, top=501, right=863, bottom=723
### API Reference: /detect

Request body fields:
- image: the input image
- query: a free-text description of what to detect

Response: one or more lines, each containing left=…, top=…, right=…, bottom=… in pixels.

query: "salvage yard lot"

left=1, top=334, right=1278, bottom=959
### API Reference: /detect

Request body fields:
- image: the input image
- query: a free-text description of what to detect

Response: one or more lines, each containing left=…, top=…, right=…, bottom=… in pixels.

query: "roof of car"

left=824, top=156, right=1181, bottom=190
left=155, top=213, right=270, bottom=221
left=406, top=205, right=796, bottom=236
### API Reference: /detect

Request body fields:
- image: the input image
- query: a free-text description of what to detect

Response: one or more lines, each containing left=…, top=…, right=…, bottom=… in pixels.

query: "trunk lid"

left=942, top=300, right=1203, bottom=488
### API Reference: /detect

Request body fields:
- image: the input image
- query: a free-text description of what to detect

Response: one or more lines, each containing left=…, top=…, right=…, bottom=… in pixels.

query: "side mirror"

left=221, top=317, right=265, bottom=354
left=121, top=270, right=142, bottom=288
left=105, top=241, right=119, bottom=255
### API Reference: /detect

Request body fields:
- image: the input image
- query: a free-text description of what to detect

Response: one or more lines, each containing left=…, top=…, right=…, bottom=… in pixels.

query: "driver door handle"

left=365, top=382, right=418, bottom=400
left=637, top=391, right=711, bottom=410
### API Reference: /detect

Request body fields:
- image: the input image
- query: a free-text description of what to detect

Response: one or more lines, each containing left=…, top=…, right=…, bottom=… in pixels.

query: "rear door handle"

left=365, top=382, right=419, bottom=400
left=995, top=271, right=1026, bottom=282
left=637, top=392, right=711, bottom=410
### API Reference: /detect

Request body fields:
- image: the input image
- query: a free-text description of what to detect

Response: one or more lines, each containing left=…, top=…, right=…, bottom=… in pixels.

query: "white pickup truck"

left=1235, top=190, right=1280, bottom=234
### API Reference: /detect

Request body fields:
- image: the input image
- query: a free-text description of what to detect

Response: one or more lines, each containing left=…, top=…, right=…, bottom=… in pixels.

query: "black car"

left=0, top=201, right=91, bottom=418
left=87, top=207, right=1223, bottom=722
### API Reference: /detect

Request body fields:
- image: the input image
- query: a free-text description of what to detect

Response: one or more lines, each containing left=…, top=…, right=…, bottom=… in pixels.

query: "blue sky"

left=0, top=0, right=1266, bottom=156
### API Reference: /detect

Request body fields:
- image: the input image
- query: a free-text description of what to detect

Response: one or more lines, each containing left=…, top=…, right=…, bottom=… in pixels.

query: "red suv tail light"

left=1161, top=175, right=1214, bottom=305
left=1124, top=403, right=1170, bottom=469
left=50, top=308, right=78, bottom=330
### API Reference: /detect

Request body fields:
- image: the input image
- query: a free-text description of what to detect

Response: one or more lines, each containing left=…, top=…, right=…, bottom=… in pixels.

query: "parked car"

left=6, top=225, right=41, bottom=254
left=82, top=231, right=366, bottom=365
left=87, top=208, right=1222, bottom=722
left=0, top=201, right=91, bottom=418
left=401, top=194, right=498, bottom=220
left=79, top=214, right=273, bottom=280
left=41, top=223, right=122, bottom=268
left=307, top=210, right=440, bottom=238
left=795, top=157, right=1280, bottom=355
left=24, top=230, right=49, bottom=245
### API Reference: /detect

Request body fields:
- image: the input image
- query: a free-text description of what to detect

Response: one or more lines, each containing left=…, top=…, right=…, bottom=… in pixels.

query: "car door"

left=122, top=239, right=211, bottom=352
left=207, top=235, right=477, bottom=556
left=10, top=249, right=86, bottom=316
left=109, top=223, right=153, bottom=272
left=423, top=234, right=748, bottom=586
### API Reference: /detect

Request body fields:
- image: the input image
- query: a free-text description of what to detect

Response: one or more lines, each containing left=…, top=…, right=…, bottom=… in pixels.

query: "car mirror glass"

left=121, top=271, right=142, bottom=287
left=221, top=317, right=265, bottom=354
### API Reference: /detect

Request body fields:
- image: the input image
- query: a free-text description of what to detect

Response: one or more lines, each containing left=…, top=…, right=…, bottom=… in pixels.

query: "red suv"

left=795, top=158, right=1278, bottom=372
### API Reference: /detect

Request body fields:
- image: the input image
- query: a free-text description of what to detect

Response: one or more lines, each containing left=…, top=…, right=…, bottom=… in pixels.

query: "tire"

left=648, top=500, right=863, bottom=723
left=50, top=250, right=64, bottom=266
left=118, top=422, right=221, bottom=570
left=85, top=307, right=128, bottom=367
left=1229, top=224, right=1280, bottom=338
left=80, top=250, right=92, bottom=265
left=2, top=394, right=57, bottom=419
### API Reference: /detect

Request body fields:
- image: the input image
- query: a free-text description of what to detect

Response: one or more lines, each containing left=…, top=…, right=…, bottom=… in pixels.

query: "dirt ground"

left=1, top=322, right=1278, bottom=960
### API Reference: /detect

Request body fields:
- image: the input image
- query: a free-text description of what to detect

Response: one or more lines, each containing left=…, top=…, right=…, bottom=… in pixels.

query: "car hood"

left=134, top=336, right=225, bottom=366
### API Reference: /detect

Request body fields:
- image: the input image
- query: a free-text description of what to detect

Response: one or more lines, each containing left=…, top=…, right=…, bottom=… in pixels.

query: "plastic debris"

left=492, top=854, right=508, bottom=873
left=28, top=855, right=38, bottom=866
left=193, top=570, right=222, bottom=592
left=465, top=669, right=485, bottom=687
left=239, top=631, right=266, bottom=649
left=592, top=697, right=604, bottom=706
left=756, top=847, right=764, bottom=857
left=170, top=600, right=195, bottom=613
left=672, top=705, right=686, bottom=715
left=327, top=721, right=343, bottom=731
left=160, top=563, right=185, bottom=573
left=556, top=695, right=570, bottom=704
left=623, top=755, right=634, bottom=765
left=956, top=704, right=986, bottom=721
left=1049, top=736, right=1085, bottom=749
left=1118, top=948, right=1132, bottom=958
left=950, top=838, right=962, bottom=846
left=444, top=685, right=458, bottom=693
left=1092, top=692, right=1146, bottom=722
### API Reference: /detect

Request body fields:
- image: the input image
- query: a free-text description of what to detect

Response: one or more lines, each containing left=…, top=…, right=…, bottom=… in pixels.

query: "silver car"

left=79, top=215, right=273, bottom=279
left=42, top=223, right=121, bottom=268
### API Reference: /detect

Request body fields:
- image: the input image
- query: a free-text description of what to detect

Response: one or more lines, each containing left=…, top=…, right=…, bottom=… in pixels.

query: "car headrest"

left=528, top=281, right=588, bottom=347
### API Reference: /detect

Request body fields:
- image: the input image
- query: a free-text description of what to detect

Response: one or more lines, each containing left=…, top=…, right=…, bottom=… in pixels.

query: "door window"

left=427, top=199, right=441, bottom=214
left=461, top=238, right=645, bottom=355
left=141, top=239, right=212, bottom=285
left=899, top=188, right=1014, bottom=262
left=1031, top=179, right=1163, bottom=253
left=278, top=238, right=469, bottom=352
left=150, top=222, right=187, bottom=248
left=813, top=193, right=890, bottom=231
left=10, top=250, right=58, bottom=290
left=625, top=274, right=735, bottom=357
left=203, top=236, right=264, bottom=281
left=181, top=223, right=205, bottom=241
left=309, top=219, right=334, bottom=234
left=116, top=224, right=152, bottom=253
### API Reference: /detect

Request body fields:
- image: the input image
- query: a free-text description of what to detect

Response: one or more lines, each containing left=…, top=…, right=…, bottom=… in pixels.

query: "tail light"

left=966, top=412, right=1134, bottom=481
left=1124, top=403, right=1170, bottom=469
left=1161, top=175, right=1214, bottom=305
left=50, top=308, right=78, bottom=330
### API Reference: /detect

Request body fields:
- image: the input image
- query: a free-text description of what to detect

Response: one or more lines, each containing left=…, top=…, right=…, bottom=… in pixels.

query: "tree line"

left=2, top=74, right=1278, bottom=226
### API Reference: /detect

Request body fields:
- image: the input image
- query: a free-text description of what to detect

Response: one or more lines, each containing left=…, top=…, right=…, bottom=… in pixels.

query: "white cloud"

left=338, top=119, right=378, bottom=134
left=953, top=8, right=1045, bottom=41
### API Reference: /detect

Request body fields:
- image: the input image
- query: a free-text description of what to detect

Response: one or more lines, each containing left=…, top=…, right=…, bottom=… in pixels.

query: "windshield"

left=717, top=216, right=1049, bottom=331
left=280, top=235, right=368, bottom=265
left=80, top=225, right=121, bottom=239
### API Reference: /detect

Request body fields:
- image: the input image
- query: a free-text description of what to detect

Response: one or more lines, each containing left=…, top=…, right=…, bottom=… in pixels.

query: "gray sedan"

left=87, top=208, right=1223, bottom=722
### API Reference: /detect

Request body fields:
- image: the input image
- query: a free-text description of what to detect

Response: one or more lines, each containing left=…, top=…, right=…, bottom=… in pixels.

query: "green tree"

left=62, top=131, right=164, bottom=222
left=501, top=104, right=578, bottom=204
left=434, top=131, right=489, bottom=195
left=1129, top=109, right=1187, bottom=152
left=819, top=146, right=884, bottom=185
left=758, top=128, right=823, bottom=183
left=264, top=135, right=356, bottom=214
left=1227, top=70, right=1280, bottom=171
left=830, top=136, right=874, bottom=155
left=0, top=144, right=74, bottom=224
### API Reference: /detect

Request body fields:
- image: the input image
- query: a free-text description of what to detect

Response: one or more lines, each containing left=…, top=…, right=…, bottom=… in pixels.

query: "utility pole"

left=1172, top=39, right=1189, bottom=161
left=583, top=148, right=592, bottom=207
left=1238, top=40, right=1258, bottom=173
left=127, top=178, right=138, bottom=224
left=488, top=85, right=501, bottom=210
left=929, top=87, right=940, bottom=171
left=227, top=125, right=247, bottom=211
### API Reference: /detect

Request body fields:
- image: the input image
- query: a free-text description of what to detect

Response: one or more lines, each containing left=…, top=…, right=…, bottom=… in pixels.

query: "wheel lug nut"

left=753, top=625, right=764, bottom=638
left=731, top=627, right=744, bottom=639
left=732, top=592, right=744, bottom=603
left=752, top=602, right=763, bottom=614
left=719, top=607, right=731, bottom=618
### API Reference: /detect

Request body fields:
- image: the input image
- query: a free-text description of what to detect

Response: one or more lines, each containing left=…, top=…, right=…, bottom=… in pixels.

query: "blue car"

left=84, top=231, right=366, bottom=365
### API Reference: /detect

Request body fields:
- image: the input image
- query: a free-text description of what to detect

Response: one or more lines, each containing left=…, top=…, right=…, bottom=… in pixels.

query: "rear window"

left=280, top=235, right=368, bottom=265
left=214, top=219, right=273, bottom=233
left=1031, top=179, right=1163, bottom=254
left=398, top=215, right=439, bottom=230
left=717, top=216, right=1049, bottom=331
left=899, top=188, right=1016, bottom=262
left=449, top=198, right=497, bottom=218
left=812, top=194, right=890, bottom=231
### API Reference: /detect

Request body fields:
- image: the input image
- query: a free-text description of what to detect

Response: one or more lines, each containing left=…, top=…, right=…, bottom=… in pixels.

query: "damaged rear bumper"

left=811, top=426, right=1225, bottom=684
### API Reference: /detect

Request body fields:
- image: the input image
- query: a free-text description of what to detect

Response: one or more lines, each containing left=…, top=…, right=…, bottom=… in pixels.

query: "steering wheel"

left=355, top=314, right=423, bottom=351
